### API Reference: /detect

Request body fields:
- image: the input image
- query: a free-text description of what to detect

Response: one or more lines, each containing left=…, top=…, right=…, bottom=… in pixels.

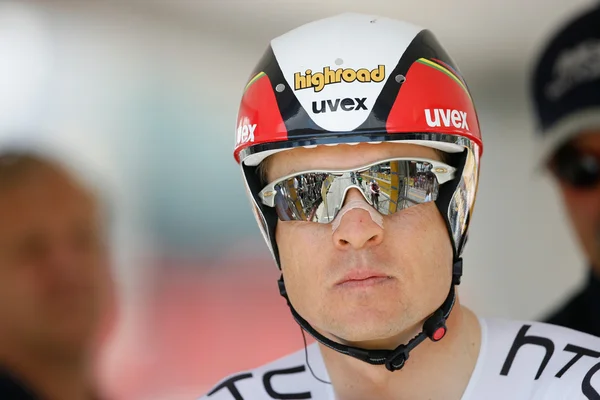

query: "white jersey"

left=199, top=318, right=600, bottom=399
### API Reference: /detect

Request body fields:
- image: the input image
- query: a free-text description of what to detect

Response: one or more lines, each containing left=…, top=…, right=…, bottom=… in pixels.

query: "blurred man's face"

left=554, top=131, right=600, bottom=272
left=266, top=143, right=453, bottom=346
left=0, top=167, right=113, bottom=358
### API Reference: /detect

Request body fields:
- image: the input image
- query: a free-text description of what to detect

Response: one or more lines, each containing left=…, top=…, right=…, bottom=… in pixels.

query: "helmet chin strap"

left=277, top=258, right=462, bottom=372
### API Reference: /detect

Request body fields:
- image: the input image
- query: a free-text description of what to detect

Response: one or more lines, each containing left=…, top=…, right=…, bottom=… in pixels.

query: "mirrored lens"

left=273, top=160, right=441, bottom=223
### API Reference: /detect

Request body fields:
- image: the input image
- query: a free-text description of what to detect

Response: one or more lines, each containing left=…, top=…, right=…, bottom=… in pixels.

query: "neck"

left=318, top=302, right=481, bottom=400
left=0, top=343, right=96, bottom=400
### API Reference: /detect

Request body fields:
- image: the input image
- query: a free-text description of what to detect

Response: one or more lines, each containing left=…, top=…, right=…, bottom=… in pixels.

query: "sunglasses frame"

left=551, top=145, right=600, bottom=190
left=258, top=157, right=457, bottom=208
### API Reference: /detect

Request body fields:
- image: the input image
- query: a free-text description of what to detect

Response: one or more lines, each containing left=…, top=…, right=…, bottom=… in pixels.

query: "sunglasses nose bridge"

left=339, top=182, right=372, bottom=208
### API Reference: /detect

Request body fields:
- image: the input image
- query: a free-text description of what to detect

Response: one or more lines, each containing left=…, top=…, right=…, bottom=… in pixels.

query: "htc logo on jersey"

left=312, top=97, right=368, bottom=114
left=425, top=109, right=469, bottom=131
left=207, top=366, right=310, bottom=399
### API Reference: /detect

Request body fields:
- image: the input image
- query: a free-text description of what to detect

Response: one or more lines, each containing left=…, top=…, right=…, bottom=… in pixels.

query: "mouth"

left=335, top=271, right=393, bottom=288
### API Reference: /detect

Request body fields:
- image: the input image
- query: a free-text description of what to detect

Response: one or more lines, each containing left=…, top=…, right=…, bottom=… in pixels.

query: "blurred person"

left=368, top=179, right=380, bottom=211
left=201, top=13, right=600, bottom=400
left=531, top=4, right=600, bottom=335
left=0, top=149, right=114, bottom=400
left=424, top=189, right=433, bottom=203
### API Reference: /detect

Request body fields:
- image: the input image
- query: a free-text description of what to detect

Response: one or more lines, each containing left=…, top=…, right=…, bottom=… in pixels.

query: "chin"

left=318, top=304, right=413, bottom=344
left=328, top=323, right=408, bottom=345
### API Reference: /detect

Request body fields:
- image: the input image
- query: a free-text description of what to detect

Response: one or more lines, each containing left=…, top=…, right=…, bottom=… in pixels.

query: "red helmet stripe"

left=431, top=58, right=468, bottom=87
left=386, top=59, right=483, bottom=153
left=416, top=58, right=471, bottom=101
left=235, top=73, right=288, bottom=163
left=244, top=71, right=267, bottom=93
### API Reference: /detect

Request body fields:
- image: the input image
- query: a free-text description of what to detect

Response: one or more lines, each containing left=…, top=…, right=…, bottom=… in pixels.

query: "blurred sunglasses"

left=259, top=157, right=456, bottom=223
left=551, top=145, right=600, bottom=189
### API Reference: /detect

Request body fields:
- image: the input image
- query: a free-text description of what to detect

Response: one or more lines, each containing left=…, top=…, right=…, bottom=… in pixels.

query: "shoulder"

left=474, top=318, right=600, bottom=398
left=197, top=343, right=331, bottom=400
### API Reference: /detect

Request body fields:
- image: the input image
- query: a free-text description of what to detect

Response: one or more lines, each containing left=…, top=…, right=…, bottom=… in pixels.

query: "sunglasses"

left=259, top=157, right=456, bottom=223
left=551, top=145, right=600, bottom=189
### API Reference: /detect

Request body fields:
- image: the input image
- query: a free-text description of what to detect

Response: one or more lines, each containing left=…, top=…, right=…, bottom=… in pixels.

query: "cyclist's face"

left=268, top=143, right=453, bottom=346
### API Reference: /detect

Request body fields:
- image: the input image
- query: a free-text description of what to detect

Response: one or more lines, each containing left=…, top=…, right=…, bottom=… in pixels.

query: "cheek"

left=0, top=266, right=41, bottom=322
left=90, top=251, right=112, bottom=288
left=561, top=186, right=600, bottom=228
left=89, top=257, right=113, bottom=312
left=388, top=204, right=452, bottom=283
left=393, top=204, right=451, bottom=251
left=276, top=220, right=325, bottom=259
left=275, top=221, right=329, bottom=303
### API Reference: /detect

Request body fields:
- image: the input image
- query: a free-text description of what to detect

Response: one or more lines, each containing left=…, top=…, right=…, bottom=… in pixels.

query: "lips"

left=335, top=270, right=392, bottom=287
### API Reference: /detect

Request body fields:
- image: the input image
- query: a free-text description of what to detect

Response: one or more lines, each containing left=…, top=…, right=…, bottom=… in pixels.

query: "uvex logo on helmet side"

left=236, top=117, right=257, bottom=146
left=424, top=109, right=469, bottom=131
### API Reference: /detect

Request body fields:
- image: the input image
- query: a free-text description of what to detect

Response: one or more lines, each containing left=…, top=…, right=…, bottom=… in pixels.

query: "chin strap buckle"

left=384, top=345, right=409, bottom=372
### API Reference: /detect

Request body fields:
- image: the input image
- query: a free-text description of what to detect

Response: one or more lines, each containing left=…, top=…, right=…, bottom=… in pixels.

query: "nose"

left=332, top=189, right=384, bottom=250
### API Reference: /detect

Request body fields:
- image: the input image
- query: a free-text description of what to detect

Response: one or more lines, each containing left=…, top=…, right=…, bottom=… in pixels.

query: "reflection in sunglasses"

left=262, top=158, right=455, bottom=223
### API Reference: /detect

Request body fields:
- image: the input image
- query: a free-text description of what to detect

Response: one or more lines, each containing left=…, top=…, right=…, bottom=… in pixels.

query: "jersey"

left=199, top=318, right=600, bottom=399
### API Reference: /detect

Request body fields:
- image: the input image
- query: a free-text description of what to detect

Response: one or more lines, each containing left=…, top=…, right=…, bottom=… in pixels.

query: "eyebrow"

left=265, top=163, right=299, bottom=185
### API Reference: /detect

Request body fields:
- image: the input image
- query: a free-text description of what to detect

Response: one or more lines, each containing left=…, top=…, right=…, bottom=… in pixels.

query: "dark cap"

left=532, top=4, right=600, bottom=165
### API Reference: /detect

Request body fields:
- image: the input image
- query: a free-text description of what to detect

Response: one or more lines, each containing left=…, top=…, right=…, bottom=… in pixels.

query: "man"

left=0, top=149, right=114, bottom=399
left=202, top=13, right=600, bottom=399
left=368, top=179, right=380, bottom=211
left=530, top=4, right=600, bottom=335
left=424, top=188, right=433, bottom=203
